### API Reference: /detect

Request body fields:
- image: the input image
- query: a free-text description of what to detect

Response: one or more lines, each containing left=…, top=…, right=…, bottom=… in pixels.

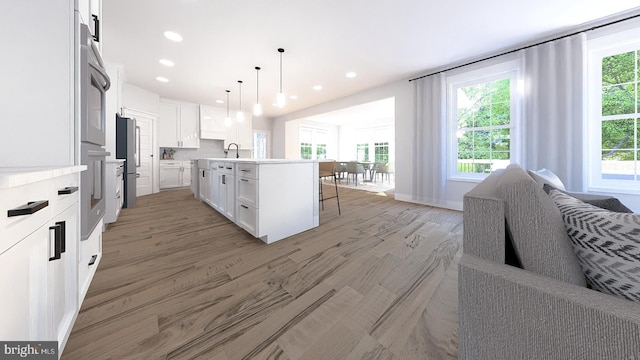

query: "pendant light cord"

left=255, top=67, right=260, bottom=103
left=225, top=90, right=230, bottom=116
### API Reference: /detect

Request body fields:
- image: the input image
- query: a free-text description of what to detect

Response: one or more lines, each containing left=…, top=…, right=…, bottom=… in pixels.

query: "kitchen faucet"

left=227, top=143, right=240, bottom=158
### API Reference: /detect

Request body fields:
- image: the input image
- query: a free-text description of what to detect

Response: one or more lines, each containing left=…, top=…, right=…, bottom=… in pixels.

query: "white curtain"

left=411, top=73, right=447, bottom=206
left=522, top=33, right=587, bottom=191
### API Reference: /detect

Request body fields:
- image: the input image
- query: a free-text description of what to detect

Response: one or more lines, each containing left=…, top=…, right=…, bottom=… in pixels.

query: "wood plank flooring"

left=62, top=186, right=463, bottom=360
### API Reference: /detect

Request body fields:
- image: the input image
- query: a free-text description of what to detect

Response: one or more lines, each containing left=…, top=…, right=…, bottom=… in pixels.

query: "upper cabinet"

left=158, top=99, right=200, bottom=148
left=77, top=0, right=102, bottom=54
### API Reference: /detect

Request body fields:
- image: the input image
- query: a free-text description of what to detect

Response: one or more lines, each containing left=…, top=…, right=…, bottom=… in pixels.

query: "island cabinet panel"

left=200, top=159, right=318, bottom=243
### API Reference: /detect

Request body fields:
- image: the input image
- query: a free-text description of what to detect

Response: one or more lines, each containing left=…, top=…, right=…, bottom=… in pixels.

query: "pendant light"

left=224, top=89, right=231, bottom=127
left=253, top=66, right=263, bottom=116
left=276, top=48, right=286, bottom=108
left=236, top=80, right=244, bottom=122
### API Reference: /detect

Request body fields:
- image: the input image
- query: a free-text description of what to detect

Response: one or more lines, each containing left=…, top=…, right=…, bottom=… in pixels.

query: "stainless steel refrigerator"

left=116, top=114, right=137, bottom=208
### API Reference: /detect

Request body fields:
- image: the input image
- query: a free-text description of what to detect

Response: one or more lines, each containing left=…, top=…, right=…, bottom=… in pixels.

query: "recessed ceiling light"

left=346, top=72, right=357, bottom=78
left=156, top=76, right=169, bottom=83
left=159, top=59, right=174, bottom=67
left=313, top=85, right=323, bottom=91
left=289, top=95, right=298, bottom=100
left=216, top=99, right=224, bottom=104
left=163, top=31, right=183, bottom=42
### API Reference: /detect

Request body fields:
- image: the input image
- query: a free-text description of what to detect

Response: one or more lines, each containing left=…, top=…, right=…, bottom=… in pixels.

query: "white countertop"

left=0, top=166, right=86, bottom=189
left=198, top=158, right=318, bottom=165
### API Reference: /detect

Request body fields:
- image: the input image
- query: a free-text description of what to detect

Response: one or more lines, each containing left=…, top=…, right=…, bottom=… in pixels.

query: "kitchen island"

left=197, top=158, right=319, bottom=244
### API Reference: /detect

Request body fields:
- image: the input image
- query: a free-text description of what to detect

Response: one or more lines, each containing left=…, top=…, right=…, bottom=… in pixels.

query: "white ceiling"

left=103, top=0, right=640, bottom=119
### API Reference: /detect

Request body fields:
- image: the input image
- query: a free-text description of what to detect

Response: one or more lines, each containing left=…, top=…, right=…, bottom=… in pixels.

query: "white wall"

left=273, top=80, right=414, bottom=202
left=122, top=83, right=160, bottom=115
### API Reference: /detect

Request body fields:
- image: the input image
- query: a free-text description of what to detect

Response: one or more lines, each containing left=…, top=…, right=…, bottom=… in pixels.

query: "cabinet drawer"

left=218, top=162, right=235, bottom=174
left=79, top=219, right=102, bottom=304
left=236, top=202, right=257, bottom=237
left=237, top=177, right=258, bottom=207
left=236, top=164, right=258, bottom=179
left=52, top=173, right=80, bottom=215
left=0, top=181, right=52, bottom=255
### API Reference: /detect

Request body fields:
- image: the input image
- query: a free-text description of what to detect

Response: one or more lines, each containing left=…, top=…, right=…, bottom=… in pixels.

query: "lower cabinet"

left=199, top=168, right=211, bottom=205
left=50, top=203, right=79, bottom=349
left=105, top=160, right=124, bottom=224
left=0, top=224, right=49, bottom=341
left=200, top=160, right=319, bottom=244
left=160, top=160, right=192, bottom=189
left=78, top=219, right=102, bottom=305
left=0, top=167, right=83, bottom=355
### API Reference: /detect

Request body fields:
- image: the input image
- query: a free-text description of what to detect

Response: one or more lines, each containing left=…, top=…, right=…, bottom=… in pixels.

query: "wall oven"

left=80, top=23, right=110, bottom=146
left=80, top=23, right=110, bottom=240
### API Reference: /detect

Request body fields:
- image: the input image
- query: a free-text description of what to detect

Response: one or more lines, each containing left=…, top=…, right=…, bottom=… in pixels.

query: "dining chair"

left=346, top=161, right=365, bottom=186
left=375, top=162, right=394, bottom=184
left=318, top=160, right=341, bottom=215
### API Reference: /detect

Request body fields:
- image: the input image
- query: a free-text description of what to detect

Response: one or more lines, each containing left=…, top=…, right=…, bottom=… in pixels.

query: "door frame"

left=122, top=107, right=158, bottom=194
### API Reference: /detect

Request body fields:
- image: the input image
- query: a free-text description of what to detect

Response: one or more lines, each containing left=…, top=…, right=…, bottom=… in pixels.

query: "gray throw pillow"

left=543, top=183, right=633, bottom=213
left=549, top=190, right=640, bottom=303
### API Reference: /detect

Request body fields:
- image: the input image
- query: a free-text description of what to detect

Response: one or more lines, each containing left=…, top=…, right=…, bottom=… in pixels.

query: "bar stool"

left=318, top=160, right=341, bottom=215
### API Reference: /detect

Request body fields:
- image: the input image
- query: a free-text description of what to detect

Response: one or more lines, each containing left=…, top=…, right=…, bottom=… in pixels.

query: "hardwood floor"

left=62, top=186, right=463, bottom=360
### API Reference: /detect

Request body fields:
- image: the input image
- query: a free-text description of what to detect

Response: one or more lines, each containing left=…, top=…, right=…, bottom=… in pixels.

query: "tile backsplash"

left=161, top=139, right=251, bottom=161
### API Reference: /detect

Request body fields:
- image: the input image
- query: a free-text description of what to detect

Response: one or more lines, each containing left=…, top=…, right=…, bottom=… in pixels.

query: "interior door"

left=123, top=109, right=154, bottom=196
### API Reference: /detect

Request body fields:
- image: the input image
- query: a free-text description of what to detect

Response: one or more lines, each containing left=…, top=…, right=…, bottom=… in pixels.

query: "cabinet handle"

left=241, top=179, right=249, bottom=182
left=222, top=174, right=226, bottom=185
left=226, top=167, right=233, bottom=170
left=241, top=204, right=249, bottom=209
left=218, top=165, right=224, bottom=169
left=92, top=14, right=100, bottom=42
left=241, top=169, right=250, bottom=172
left=49, top=223, right=62, bottom=261
left=88, top=254, right=97, bottom=266
left=7, top=200, right=48, bottom=217
left=58, top=186, right=79, bottom=195
left=57, top=221, right=66, bottom=253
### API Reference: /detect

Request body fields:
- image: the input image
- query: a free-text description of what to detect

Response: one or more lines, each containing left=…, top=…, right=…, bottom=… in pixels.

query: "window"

left=588, top=30, right=640, bottom=191
left=299, top=126, right=328, bottom=160
left=374, top=142, right=389, bottom=162
left=448, top=60, right=520, bottom=180
left=356, top=143, right=369, bottom=161
left=252, top=131, right=268, bottom=159
left=300, top=142, right=313, bottom=160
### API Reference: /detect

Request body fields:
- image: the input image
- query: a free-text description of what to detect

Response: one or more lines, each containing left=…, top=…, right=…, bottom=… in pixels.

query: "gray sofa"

left=458, top=165, right=640, bottom=359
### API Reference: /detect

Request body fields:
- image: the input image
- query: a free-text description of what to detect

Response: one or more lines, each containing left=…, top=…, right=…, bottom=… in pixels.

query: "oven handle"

left=87, top=150, right=111, bottom=157
left=89, top=62, right=111, bottom=92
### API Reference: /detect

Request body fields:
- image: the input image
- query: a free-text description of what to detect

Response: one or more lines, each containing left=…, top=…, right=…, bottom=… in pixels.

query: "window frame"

left=446, top=59, right=521, bottom=182
left=587, top=28, right=640, bottom=193
left=299, top=126, right=328, bottom=160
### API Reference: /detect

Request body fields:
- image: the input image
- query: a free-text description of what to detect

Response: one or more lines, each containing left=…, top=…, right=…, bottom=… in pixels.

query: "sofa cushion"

left=528, top=168, right=566, bottom=190
left=549, top=190, right=640, bottom=302
left=496, top=165, right=586, bottom=286
left=543, top=184, right=633, bottom=213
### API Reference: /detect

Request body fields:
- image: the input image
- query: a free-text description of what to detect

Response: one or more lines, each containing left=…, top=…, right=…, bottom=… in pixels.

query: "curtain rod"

left=408, top=11, right=640, bottom=82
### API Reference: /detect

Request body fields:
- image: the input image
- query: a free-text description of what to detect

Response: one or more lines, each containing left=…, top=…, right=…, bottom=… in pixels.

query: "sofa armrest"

left=458, top=254, right=640, bottom=360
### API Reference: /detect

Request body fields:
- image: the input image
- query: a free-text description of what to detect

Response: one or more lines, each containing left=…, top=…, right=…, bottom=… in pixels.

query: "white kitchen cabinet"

left=159, top=100, right=200, bottom=148
left=2, top=0, right=75, bottom=167
left=50, top=202, right=79, bottom=350
left=79, top=219, right=101, bottom=305
left=160, top=160, right=192, bottom=189
left=212, top=162, right=235, bottom=221
left=0, top=224, right=49, bottom=341
left=197, top=159, right=319, bottom=244
left=77, top=0, right=102, bottom=53
left=182, top=161, right=192, bottom=187
left=105, top=160, right=124, bottom=224
left=0, top=167, right=83, bottom=355
left=160, top=161, right=182, bottom=189
left=200, top=105, right=227, bottom=140
left=199, top=168, right=212, bottom=206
